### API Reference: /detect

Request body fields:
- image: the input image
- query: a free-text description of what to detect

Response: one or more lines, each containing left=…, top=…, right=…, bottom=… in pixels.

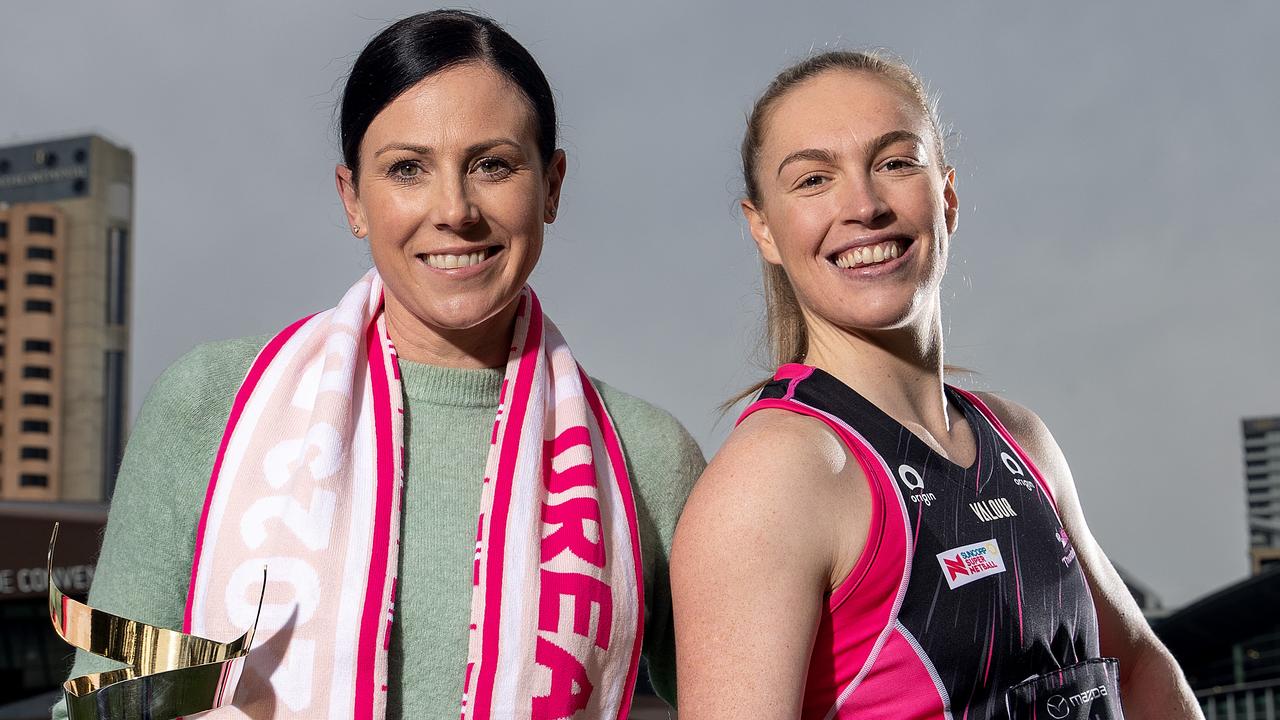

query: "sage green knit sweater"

left=51, top=336, right=704, bottom=719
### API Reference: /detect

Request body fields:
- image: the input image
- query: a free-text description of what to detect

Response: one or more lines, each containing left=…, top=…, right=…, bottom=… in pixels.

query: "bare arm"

left=978, top=393, right=1203, bottom=720
left=671, top=410, right=868, bottom=719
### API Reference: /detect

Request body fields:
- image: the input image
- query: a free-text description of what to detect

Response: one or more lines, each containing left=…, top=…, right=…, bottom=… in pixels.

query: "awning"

left=0, top=501, right=107, bottom=601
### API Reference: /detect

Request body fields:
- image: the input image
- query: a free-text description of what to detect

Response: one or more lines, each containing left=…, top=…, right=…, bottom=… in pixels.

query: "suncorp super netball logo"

left=936, top=538, right=1007, bottom=589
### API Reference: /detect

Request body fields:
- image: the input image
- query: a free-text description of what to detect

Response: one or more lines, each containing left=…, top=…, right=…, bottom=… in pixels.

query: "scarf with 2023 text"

left=181, top=270, right=644, bottom=719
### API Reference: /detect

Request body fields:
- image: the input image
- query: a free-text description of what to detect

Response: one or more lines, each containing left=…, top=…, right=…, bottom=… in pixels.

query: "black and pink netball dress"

left=740, top=365, right=1123, bottom=720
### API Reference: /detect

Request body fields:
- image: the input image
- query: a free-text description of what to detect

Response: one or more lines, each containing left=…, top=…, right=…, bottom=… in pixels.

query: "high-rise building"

left=1245, top=415, right=1280, bottom=575
left=0, top=135, right=132, bottom=503
left=1145, top=416, right=1280, bottom=720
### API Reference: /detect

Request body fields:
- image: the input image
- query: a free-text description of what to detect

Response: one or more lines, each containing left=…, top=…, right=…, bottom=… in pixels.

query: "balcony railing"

left=1201, top=678, right=1280, bottom=720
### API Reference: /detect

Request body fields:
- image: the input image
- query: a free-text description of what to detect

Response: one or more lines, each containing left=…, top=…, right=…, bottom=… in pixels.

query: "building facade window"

left=106, top=228, right=129, bottom=325
left=22, top=366, right=50, bottom=379
left=103, top=350, right=127, bottom=498
left=26, top=216, right=55, bottom=234
left=19, top=474, right=48, bottom=487
left=21, top=419, right=50, bottom=433
left=0, top=221, right=7, bottom=238
left=20, top=447, right=49, bottom=460
left=21, top=393, right=50, bottom=406
left=25, top=299, right=52, bottom=313
left=23, top=339, right=51, bottom=353
left=26, top=247, right=54, bottom=260
left=25, top=273, right=54, bottom=287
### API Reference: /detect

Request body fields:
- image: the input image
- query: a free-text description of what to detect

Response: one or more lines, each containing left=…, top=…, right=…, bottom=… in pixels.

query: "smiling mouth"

left=831, top=238, right=911, bottom=269
left=418, top=246, right=502, bottom=269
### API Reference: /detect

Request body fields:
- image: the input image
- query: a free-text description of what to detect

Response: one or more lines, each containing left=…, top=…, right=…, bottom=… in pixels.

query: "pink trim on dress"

left=775, top=363, right=816, bottom=401
left=950, top=388, right=1058, bottom=512
left=737, top=391, right=913, bottom=720
left=830, top=628, right=947, bottom=719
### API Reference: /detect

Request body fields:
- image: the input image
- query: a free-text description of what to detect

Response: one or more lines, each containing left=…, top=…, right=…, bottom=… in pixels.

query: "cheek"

left=489, top=180, right=545, bottom=225
left=774, top=203, right=832, bottom=260
left=477, top=183, right=547, bottom=255
left=363, top=190, right=422, bottom=239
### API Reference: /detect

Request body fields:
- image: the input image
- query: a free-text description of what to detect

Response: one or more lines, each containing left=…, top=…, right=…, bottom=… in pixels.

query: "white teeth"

left=425, top=250, right=489, bottom=269
left=834, top=240, right=903, bottom=269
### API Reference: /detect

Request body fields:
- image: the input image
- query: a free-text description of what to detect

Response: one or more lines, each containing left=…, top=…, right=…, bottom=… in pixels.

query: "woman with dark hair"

left=53, top=10, right=701, bottom=720
left=671, top=52, right=1199, bottom=719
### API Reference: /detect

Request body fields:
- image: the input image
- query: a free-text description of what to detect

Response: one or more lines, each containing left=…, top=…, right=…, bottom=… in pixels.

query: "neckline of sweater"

left=398, top=359, right=504, bottom=408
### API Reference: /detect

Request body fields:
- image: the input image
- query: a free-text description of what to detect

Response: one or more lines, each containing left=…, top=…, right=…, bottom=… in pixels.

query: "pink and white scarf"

left=183, top=270, right=644, bottom=720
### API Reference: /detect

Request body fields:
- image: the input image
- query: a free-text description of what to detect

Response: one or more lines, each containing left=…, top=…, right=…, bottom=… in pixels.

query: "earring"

left=351, top=225, right=360, bottom=235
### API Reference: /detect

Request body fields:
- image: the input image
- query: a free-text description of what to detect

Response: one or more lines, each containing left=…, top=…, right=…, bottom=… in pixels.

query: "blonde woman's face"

left=744, top=70, right=957, bottom=334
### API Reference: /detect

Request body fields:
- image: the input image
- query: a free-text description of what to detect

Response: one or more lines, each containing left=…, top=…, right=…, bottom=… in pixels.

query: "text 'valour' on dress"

left=740, top=364, right=1123, bottom=720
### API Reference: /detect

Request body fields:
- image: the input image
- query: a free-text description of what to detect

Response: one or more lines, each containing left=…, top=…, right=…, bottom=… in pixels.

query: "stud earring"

left=351, top=225, right=360, bottom=235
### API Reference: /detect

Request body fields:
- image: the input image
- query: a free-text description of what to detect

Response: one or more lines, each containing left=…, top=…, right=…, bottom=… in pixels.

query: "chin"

left=419, top=292, right=518, bottom=331
left=836, top=304, right=924, bottom=333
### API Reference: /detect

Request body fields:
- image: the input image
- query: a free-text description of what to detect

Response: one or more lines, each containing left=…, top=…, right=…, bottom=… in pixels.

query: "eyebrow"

left=373, top=138, right=525, bottom=158
left=775, top=130, right=928, bottom=177
left=867, top=130, right=927, bottom=160
left=776, top=148, right=836, bottom=177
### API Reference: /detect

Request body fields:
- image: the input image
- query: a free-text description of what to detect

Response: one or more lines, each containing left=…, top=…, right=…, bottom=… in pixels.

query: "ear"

left=543, top=149, right=567, bottom=224
left=741, top=199, right=783, bottom=266
left=336, top=164, right=367, bottom=237
left=943, top=166, right=958, bottom=235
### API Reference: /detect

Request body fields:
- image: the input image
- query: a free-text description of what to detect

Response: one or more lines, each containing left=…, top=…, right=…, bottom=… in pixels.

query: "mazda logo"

left=1046, top=695, right=1070, bottom=719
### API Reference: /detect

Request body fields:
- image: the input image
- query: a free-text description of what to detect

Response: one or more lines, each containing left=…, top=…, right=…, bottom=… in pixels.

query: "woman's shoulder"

left=673, top=405, right=863, bottom=597
left=137, top=334, right=270, bottom=430
left=702, top=406, right=855, bottom=503
left=964, top=389, right=1073, bottom=491
left=588, top=378, right=706, bottom=514
left=590, top=378, right=705, bottom=471
left=965, top=390, right=1058, bottom=458
left=160, top=334, right=270, bottom=382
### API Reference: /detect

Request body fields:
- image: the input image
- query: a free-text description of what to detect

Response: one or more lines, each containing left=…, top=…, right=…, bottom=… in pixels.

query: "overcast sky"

left=3, top=1, right=1277, bottom=608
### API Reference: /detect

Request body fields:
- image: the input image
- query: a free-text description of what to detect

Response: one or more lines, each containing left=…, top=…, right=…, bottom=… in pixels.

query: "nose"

left=427, top=174, right=480, bottom=231
left=840, top=174, right=891, bottom=226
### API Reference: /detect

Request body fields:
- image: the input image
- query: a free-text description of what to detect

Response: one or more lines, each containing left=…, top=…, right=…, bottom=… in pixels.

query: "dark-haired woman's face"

left=338, top=62, right=563, bottom=347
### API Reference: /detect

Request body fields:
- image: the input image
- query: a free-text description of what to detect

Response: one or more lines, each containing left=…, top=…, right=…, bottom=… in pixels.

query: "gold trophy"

left=47, top=524, right=265, bottom=720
